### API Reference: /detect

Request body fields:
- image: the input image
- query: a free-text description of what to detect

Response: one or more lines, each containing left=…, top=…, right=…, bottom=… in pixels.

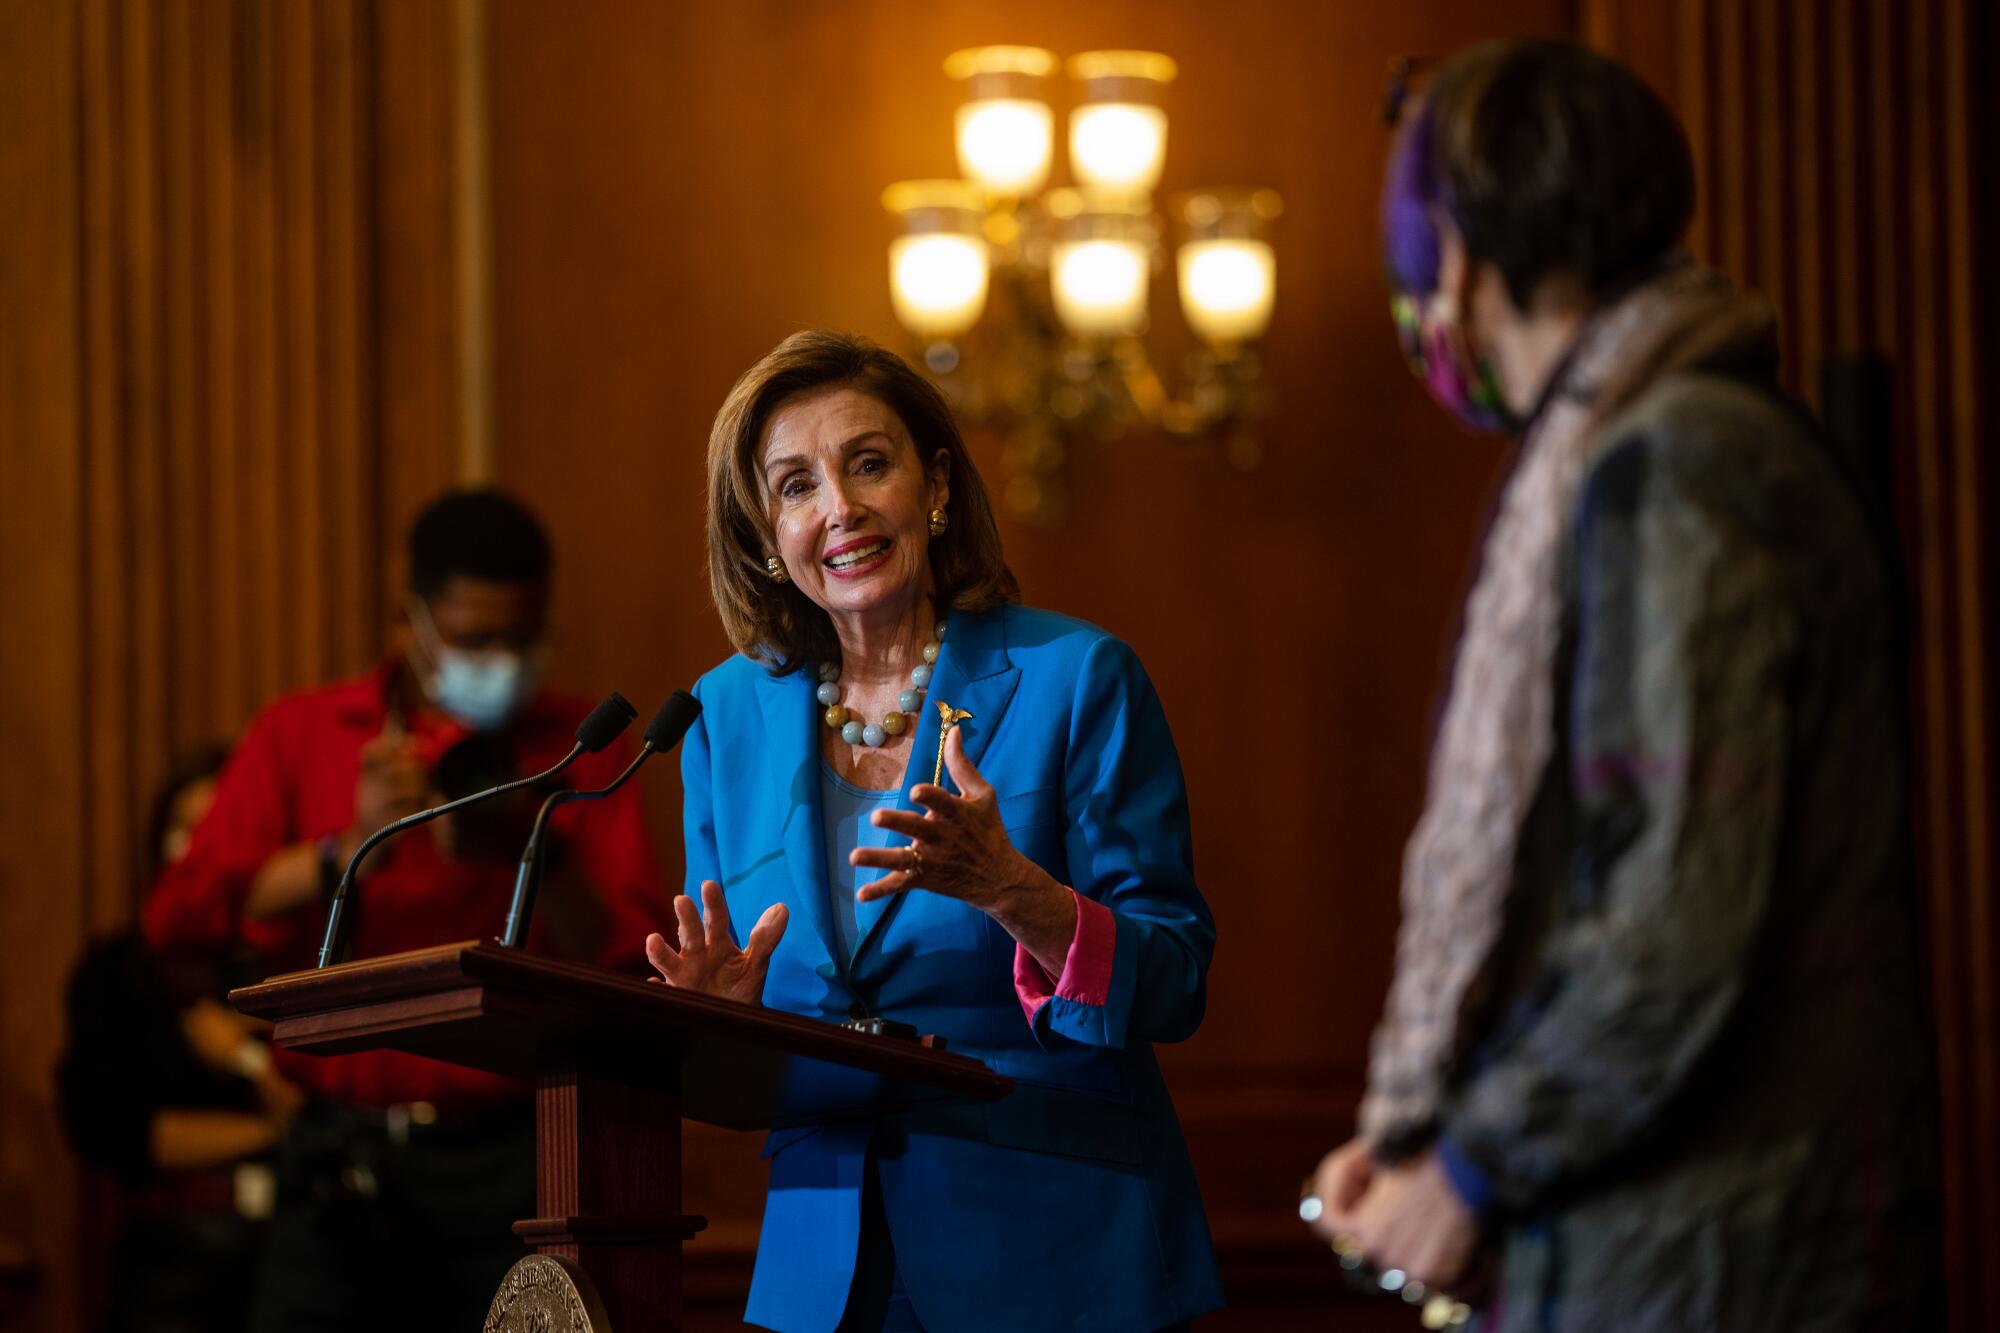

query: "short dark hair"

left=407, top=489, right=554, bottom=599
left=705, top=330, right=1019, bottom=671
left=145, top=744, right=228, bottom=879
left=1382, top=39, right=1695, bottom=308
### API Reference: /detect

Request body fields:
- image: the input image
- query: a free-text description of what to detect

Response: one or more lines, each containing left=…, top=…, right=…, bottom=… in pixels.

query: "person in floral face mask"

left=1301, top=38, right=1940, bottom=1333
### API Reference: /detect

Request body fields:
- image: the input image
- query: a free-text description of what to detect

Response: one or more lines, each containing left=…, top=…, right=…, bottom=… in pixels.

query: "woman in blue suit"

left=644, top=330, right=1221, bottom=1332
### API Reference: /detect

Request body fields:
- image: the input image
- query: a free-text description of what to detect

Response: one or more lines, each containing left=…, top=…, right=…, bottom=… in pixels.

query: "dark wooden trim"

left=513, top=1215, right=710, bottom=1246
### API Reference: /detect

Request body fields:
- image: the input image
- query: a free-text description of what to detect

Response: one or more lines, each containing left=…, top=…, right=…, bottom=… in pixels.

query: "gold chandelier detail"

left=883, top=47, right=1282, bottom=524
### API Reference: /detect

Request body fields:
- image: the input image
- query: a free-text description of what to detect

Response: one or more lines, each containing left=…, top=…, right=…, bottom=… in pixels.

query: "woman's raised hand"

left=851, top=726, right=1078, bottom=975
left=644, top=881, right=788, bottom=1006
left=851, top=725, right=1035, bottom=913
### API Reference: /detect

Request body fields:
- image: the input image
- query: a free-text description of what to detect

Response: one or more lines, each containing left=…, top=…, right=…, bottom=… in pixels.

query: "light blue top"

left=817, top=761, right=901, bottom=961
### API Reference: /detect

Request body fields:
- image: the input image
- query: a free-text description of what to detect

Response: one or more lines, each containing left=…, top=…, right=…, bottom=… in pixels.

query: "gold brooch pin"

left=932, top=700, right=974, bottom=786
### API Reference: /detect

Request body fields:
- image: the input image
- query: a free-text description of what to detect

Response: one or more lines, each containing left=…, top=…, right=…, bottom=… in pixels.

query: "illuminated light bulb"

left=889, top=233, right=990, bottom=339
left=1070, top=103, right=1169, bottom=193
left=954, top=99, right=1054, bottom=196
left=1173, top=188, right=1282, bottom=346
left=1177, top=239, right=1275, bottom=344
left=945, top=47, right=1057, bottom=197
left=1051, top=239, right=1150, bottom=338
left=1067, top=51, right=1176, bottom=196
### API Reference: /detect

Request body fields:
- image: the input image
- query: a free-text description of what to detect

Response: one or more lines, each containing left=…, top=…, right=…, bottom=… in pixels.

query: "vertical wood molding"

left=316, top=0, right=375, bottom=685
left=1938, top=0, right=1993, bottom=1049
left=1674, top=0, right=1712, bottom=266
left=453, top=0, right=495, bottom=486
left=1936, top=0, right=1997, bottom=1314
left=1713, top=0, right=1749, bottom=280
left=1787, top=0, right=1823, bottom=396
left=372, top=0, right=467, bottom=603
left=78, top=0, right=132, bottom=935
left=0, top=1, right=88, bottom=1325
left=1593, top=3, right=1998, bottom=1326
left=1826, top=0, right=1860, bottom=348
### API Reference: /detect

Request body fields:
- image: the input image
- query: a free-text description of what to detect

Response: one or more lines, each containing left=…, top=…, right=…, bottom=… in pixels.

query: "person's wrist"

left=990, top=857, right=1071, bottom=947
left=984, top=850, right=1047, bottom=917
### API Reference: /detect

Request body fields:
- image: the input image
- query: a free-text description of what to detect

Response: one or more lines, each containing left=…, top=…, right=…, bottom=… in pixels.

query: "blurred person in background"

left=1303, top=39, right=1938, bottom=1331
left=59, top=745, right=302, bottom=1333
left=140, top=489, right=669, bottom=1333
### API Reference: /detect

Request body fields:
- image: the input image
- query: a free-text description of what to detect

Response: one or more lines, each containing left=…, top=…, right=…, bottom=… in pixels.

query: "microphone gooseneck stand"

left=314, top=692, right=639, bottom=969
left=498, top=690, right=701, bottom=950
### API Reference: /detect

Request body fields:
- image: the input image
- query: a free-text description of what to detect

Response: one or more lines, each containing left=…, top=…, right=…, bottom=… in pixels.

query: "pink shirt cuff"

left=1012, top=888, right=1116, bottom=1023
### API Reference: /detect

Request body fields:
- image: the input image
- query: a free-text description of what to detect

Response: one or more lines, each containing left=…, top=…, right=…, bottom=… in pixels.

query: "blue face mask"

left=429, top=648, right=533, bottom=730
left=409, top=602, right=540, bottom=731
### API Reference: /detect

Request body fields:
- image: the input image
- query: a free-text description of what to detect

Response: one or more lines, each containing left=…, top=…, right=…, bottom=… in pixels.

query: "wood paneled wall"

left=0, top=2, right=466, bottom=1326
left=1587, top=3, right=2000, bottom=1323
left=2, top=1, right=1993, bottom=1329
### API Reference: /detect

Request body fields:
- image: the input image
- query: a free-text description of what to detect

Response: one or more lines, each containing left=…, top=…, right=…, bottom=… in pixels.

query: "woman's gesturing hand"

left=644, top=880, right=788, bottom=1007
left=851, top=726, right=1077, bottom=974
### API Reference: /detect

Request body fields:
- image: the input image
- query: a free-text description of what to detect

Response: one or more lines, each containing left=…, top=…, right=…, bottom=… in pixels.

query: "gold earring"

left=927, top=508, right=948, bottom=536
left=764, top=555, right=789, bottom=584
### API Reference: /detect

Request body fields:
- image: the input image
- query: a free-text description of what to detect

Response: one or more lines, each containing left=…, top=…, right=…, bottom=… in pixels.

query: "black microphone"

left=314, top=693, right=639, bottom=968
left=497, top=690, right=702, bottom=950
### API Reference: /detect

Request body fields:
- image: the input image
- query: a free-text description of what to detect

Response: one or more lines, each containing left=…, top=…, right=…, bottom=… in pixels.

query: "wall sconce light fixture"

left=885, top=47, right=1281, bottom=524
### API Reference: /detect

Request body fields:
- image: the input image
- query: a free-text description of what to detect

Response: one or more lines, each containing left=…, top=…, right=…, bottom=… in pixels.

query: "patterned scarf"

left=1359, top=265, right=1779, bottom=1148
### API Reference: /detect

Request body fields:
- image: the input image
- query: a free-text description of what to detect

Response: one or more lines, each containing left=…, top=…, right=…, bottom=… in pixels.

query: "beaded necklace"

left=817, top=620, right=945, bottom=748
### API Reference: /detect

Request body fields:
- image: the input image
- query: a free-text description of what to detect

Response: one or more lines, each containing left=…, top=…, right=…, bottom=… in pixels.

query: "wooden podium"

left=232, top=942, right=1012, bottom=1331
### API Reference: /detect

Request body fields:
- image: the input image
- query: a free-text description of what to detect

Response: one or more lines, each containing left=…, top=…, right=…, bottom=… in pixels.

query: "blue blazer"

left=682, top=604, right=1222, bottom=1333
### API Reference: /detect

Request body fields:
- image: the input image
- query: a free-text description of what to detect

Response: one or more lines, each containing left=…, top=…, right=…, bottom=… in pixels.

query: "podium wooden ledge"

left=233, top=939, right=1010, bottom=1128
left=232, top=941, right=1012, bottom=1331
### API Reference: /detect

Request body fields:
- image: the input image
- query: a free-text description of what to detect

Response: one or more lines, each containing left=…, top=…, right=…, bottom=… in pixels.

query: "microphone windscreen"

left=644, top=690, right=703, bottom=751
left=575, top=693, right=639, bottom=752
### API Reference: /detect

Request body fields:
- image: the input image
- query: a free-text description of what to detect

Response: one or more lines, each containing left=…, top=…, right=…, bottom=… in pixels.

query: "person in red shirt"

left=143, top=489, right=668, bottom=1332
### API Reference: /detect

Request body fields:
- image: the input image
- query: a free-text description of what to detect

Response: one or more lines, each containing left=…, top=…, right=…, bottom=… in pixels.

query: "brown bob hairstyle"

left=705, top=330, right=1019, bottom=671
